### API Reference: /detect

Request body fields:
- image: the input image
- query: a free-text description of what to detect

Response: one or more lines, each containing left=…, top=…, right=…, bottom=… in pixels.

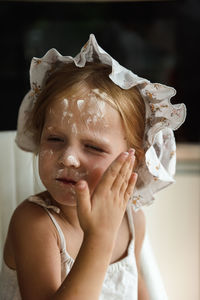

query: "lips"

left=56, top=178, right=77, bottom=185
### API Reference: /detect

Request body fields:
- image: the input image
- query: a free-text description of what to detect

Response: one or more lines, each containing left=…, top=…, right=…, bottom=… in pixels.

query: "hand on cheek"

left=75, top=150, right=138, bottom=241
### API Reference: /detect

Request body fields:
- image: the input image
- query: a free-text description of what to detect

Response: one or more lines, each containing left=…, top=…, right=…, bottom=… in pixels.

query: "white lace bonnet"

left=15, top=33, right=186, bottom=210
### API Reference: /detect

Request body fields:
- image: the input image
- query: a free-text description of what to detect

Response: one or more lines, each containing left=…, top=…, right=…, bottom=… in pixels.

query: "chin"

left=49, top=189, right=77, bottom=207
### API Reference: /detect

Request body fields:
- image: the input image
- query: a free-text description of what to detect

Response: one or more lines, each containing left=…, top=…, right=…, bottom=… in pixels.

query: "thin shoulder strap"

left=44, top=208, right=67, bottom=252
left=126, top=202, right=135, bottom=239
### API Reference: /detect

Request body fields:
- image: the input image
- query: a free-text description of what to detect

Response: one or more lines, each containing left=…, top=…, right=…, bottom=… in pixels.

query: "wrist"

left=83, top=232, right=115, bottom=255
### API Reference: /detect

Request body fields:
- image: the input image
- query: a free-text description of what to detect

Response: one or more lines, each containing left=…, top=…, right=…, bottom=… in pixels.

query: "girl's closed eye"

left=85, top=144, right=104, bottom=153
left=47, top=136, right=65, bottom=142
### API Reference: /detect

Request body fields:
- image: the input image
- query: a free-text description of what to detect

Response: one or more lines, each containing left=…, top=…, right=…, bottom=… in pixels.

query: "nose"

left=58, top=147, right=80, bottom=168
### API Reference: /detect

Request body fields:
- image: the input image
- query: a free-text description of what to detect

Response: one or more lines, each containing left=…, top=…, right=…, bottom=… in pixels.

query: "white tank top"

left=0, top=195, right=138, bottom=300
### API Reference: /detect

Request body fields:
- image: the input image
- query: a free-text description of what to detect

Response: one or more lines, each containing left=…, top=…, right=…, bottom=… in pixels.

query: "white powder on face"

left=39, top=149, right=54, bottom=160
left=68, top=112, right=73, bottom=118
left=61, top=98, right=75, bottom=122
left=71, top=123, right=77, bottom=134
left=59, top=93, right=109, bottom=138
left=88, top=94, right=106, bottom=119
left=56, top=168, right=64, bottom=175
left=67, top=155, right=79, bottom=168
left=46, top=126, right=54, bottom=132
left=92, top=88, right=116, bottom=110
left=69, top=186, right=76, bottom=195
left=77, top=93, right=107, bottom=127
left=61, top=99, right=74, bottom=123
left=73, top=170, right=89, bottom=180
left=48, top=107, right=55, bottom=116
left=77, top=99, right=85, bottom=111
left=75, top=93, right=107, bottom=119
left=92, top=88, right=109, bottom=101
left=86, top=116, right=92, bottom=125
left=63, top=98, right=69, bottom=109
left=55, top=169, right=88, bottom=182
left=97, top=99, right=106, bottom=112
left=62, top=111, right=73, bottom=121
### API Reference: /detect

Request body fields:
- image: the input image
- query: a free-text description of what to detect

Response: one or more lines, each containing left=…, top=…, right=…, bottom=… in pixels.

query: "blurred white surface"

left=144, top=143, right=200, bottom=300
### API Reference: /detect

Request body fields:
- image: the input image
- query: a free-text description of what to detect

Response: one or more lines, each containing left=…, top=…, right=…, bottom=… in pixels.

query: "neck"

left=46, top=191, right=82, bottom=229
left=60, top=204, right=82, bottom=229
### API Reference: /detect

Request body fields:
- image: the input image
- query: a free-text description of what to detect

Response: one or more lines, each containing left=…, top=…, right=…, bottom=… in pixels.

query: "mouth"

left=56, top=178, right=77, bottom=186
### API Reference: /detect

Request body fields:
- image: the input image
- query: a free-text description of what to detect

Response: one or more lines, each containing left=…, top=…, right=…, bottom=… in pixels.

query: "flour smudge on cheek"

left=39, top=149, right=54, bottom=160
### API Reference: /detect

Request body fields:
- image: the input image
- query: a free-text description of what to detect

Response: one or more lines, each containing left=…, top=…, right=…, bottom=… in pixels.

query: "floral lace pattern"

left=15, top=34, right=186, bottom=209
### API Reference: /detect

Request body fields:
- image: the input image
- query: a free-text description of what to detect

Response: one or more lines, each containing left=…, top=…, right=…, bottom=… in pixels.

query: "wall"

left=144, top=144, right=200, bottom=300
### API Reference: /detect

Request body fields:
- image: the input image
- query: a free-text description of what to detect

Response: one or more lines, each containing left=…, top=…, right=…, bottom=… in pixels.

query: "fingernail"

left=76, top=181, right=86, bottom=190
left=128, top=148, right=135, bottom=154
left=123, top=151, right=129, bottom=157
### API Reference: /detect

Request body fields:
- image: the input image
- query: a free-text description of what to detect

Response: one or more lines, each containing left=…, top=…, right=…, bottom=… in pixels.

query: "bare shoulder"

left=5, top=196, right=59, bottom=268
left=4, top=196, right=62, bottom=298
left=10, top=197, right=54, bottom=234
left=11, top=191, right=50, bottom=219
left=10, top=195, right=59, bottom=244
left=9, top=191, right=55, bottom=228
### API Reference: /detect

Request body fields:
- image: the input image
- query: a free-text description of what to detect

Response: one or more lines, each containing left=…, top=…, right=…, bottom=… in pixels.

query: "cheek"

left=38, top=149, right=55, bottom=179
left=87, top=159, right=113, bottom=194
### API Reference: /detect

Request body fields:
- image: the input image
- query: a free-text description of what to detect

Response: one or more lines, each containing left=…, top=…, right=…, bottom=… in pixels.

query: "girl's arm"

left=11, top=151, right=137, bottom=300
left=133, top=209, right=150, bottom=300
left=11, top=206, right=113, bottom=300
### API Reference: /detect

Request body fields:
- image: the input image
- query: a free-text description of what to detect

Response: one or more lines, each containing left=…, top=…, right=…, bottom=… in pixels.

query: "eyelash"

left=47, top=137, right=64, bottom=142
left=85, top=144, right=104, bottom=153
left=46, top=137, right=104, bottom=153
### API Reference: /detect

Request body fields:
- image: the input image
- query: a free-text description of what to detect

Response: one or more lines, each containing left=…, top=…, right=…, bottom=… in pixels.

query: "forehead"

left=45, top=91, right=124, bottom=134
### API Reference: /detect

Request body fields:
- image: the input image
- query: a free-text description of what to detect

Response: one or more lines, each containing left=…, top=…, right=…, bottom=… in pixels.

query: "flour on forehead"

left=91, top=88, right=117, bottom=111
left=91, top=88, right=109, bottom=101
left=61, top=98, right=72, bottom=119
left=57, top=94, right=109, bottom=129
left=48, top=107, right=56, bottom=116
left=76, top=97, right=105, bottom=115
left=73, top=94, right=106, bottom=127
left=63, top=98, right=69, bottom=107
left=87, top=93, right=106, bottom=117
left=77, top=99, right=85, bottom=111
left=71, top=123, right=77, bottom=134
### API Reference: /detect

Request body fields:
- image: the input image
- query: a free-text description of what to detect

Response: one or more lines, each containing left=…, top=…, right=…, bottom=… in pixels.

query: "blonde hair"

left=26, top=62, right=145, bottom=166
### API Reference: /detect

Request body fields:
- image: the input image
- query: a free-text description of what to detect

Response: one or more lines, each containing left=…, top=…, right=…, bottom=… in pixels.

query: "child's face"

left=39, top=90, right=128, bottom=207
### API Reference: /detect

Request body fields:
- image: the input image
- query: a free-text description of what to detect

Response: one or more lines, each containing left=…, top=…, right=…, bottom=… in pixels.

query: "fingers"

left=118, top=150, right=135, bottom=196
left=98, top=151, right=130, bottom=190
left=111, top=149, right=135, bottom=193
left=75, top=180, right=91, bottom=217
left=124, top=172, right=138, bottom=203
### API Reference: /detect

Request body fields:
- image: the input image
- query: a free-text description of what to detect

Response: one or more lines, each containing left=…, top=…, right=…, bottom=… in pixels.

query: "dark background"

left=0, top=0, right=200, bottom=143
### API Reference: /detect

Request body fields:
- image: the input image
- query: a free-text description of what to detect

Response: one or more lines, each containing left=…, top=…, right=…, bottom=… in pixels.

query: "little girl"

left=0, top=34, right=186, bottom=300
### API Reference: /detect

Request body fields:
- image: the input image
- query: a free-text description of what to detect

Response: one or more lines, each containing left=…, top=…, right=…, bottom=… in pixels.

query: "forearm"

left=53, top=234, right=114, bottom=300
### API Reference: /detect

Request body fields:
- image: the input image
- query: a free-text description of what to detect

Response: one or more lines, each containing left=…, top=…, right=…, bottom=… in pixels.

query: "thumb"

left=75, top=180, right=91, bottom=216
